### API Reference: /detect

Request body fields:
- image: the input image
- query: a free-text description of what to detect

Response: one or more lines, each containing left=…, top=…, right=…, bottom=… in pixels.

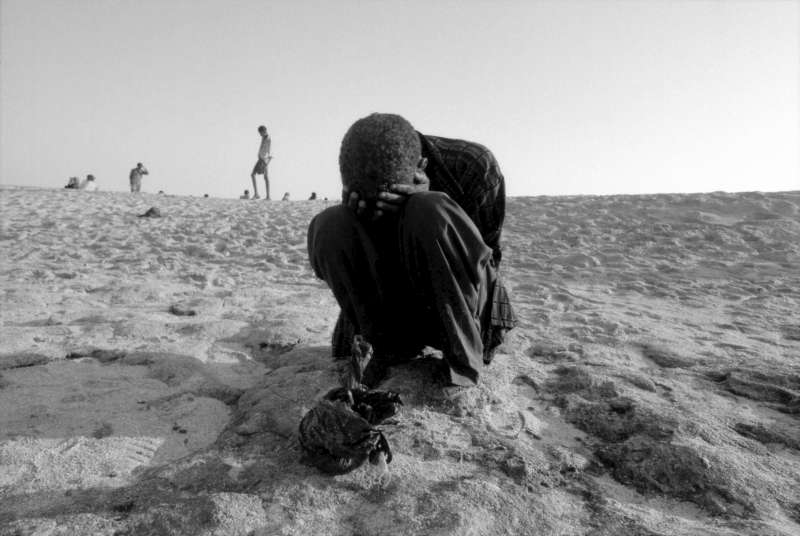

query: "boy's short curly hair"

left=339, top=113, right=421, bottom=204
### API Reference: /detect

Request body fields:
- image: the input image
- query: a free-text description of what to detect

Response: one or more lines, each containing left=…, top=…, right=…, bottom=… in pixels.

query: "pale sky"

left=1, top=0, right=798, bottom=199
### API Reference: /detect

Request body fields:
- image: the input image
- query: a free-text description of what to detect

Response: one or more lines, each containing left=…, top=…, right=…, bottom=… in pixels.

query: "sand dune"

left=0, top=186, right=798, bottom=535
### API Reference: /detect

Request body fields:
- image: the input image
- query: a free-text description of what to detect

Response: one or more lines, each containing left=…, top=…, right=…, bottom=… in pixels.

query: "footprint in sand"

left=733, top=421, right=800, bottom=451
left=781, top=324, right=800, bottom=341
left=708, top=368, right=800, bottom=415
left=638, top=343, right=695, bottom=369
left=483, top=404, right=527, bottom=439
left=526, top=342, right=584, bottom=363
left=0, top=436, right=164, bottom=495
left=511, top=374, right=540, bottom=399
left=484, top=380, right=547, bottom=440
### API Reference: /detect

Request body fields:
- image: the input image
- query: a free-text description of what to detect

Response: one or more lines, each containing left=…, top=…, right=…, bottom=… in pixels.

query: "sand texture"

left=1, top=187, right=799, bottom=535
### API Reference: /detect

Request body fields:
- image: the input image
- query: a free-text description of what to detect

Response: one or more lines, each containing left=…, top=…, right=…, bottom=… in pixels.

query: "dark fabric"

left=252, top=158, right=269, bottom=175
left=309, top=192, right=494, bottom=386
left=481, top=273, right=516, bottom=364
left=421, top=133, right=516, bottom=351
left=418, top=133, right=506, bottom=264
left=332, top=261, right=516, bottom=366
left=332, top=311, right=356, bottom=360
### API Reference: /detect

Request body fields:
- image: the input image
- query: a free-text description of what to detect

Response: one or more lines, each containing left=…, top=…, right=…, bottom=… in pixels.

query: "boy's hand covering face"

left=341, top=158, right=429, bottom=221
left=373, top=169, right=430, bottom=218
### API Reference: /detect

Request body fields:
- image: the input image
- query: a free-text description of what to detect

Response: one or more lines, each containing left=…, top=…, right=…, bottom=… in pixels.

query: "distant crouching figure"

left=79, top=174, right=98, bottom=191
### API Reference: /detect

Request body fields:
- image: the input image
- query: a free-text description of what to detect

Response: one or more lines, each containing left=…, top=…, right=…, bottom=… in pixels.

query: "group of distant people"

left=64, top=162, right=148, bottom=193
left=62, top=125, right=310, bottom=200
left=238, top=189, right=320, bottom=201
left=64, top=175, right=97, bottom=191
left=63, top=125, right=269, bottom=197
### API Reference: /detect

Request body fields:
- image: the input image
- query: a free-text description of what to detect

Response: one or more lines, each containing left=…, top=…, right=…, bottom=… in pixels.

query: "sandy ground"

left=0, top=186, right=798, bottom=535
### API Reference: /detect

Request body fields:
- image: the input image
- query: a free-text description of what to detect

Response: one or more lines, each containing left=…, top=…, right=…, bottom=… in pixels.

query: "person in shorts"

left=251, top=125, right=272, bottom=199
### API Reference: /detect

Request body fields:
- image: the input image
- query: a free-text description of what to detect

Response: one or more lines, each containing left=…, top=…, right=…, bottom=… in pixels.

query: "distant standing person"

left=130, top=163, right=148, bottom=193
left=251, top=125, right=272, bottom=200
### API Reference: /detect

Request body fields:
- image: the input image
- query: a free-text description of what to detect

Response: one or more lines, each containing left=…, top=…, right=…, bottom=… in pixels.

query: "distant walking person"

left=251, top=125, right=272, bottom=200
left=130, top=163, right=149, bottom=193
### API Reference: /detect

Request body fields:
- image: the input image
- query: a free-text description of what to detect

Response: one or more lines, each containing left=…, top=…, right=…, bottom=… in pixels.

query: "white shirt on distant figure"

left=80, top=176, right=98, bottom=191
left=258, top=134, right=271, bottom=160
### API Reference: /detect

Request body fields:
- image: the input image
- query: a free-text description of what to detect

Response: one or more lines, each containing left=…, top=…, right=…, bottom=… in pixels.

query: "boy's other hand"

left=374, top=171, right=430, bottom=218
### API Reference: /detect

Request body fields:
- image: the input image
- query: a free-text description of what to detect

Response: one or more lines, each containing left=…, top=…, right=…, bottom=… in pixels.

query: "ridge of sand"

left=0, top=187, right=798, bottom=535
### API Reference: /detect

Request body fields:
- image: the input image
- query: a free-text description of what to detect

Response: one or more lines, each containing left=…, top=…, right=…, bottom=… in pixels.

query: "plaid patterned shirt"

left=420, top=134, right=506, bottom=264
left=419, top=133, right=517, bottom=343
